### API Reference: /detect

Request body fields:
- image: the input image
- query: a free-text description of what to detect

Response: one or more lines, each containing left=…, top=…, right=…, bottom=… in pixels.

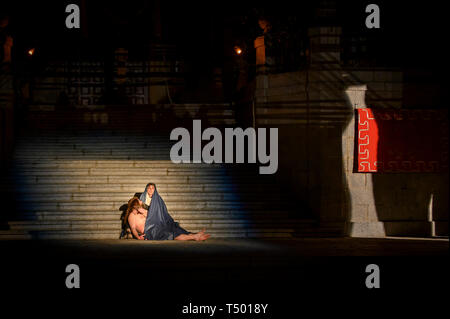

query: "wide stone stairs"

left=0, top=131, right=338, bottom=239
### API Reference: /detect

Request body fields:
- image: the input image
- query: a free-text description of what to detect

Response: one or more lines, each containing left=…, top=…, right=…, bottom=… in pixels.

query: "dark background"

left=1, top=0, right=447, bottom=70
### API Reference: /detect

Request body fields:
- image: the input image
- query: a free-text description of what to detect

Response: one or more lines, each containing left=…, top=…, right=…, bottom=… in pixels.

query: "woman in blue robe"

left=139, top=183, right=210, bottom=241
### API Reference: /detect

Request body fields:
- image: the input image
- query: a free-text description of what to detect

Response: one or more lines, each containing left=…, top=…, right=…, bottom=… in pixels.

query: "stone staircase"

left=0, top=130, right=339, bottom=239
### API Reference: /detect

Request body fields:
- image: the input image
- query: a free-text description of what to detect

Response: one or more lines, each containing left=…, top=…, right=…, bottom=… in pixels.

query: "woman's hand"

left=137, top=234, right=145, bottom=240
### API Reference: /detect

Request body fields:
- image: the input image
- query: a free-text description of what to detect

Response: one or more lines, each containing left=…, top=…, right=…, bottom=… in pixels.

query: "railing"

left=21, top=103, right=237, bottom=135
left=252, top=29, right=401, bottom=75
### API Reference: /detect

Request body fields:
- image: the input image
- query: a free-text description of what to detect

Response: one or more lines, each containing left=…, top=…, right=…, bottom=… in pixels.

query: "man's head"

left=132, top=203, right=141, bottom=214
left=146, top=183, right=156, bottom=198
left=126, top=197, right=141, bottom=219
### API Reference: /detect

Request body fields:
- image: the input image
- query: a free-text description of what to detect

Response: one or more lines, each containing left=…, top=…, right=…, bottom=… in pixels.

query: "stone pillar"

left=308, top=26, right=342, bottom=69
left=254, top=36, right=266, bottom=73
left=343, top=84, right=385, bottom=237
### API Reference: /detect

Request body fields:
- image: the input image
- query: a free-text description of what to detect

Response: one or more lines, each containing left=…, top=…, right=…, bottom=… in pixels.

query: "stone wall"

left=254, top=68, right=448, bottom=237
left=0, top=67, right=14, bottom=166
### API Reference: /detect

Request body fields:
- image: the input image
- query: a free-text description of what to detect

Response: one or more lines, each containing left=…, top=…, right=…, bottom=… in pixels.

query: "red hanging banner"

left=356, top=108, right=448, bottom=173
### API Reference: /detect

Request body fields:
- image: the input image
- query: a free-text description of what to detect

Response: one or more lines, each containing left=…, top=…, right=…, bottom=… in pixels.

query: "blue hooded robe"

left=140, top=183, right=190, bottom=240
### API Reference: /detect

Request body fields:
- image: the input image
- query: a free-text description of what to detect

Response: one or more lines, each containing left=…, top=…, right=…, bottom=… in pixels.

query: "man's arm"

left=131, top=227, right=145, bottom=240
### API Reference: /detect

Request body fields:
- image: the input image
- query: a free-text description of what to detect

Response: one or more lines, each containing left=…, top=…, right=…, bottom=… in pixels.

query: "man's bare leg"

left=175, top=229, right=211, bottom=241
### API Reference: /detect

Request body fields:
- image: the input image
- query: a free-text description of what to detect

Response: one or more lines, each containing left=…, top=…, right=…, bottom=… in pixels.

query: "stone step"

left=14, top=143, right=171, bottom=149
left=14, top=146, right=171, bottom=151
left=15, top=140, right=170, bottom=145
left=12, top=162, right=252, bottom=170
left=14, top=214, right=296, bottom=222
left=15, top=139, right=169, bottom=142
left=17, top=198, right=289, bottom=209
left=16, top=202, right=291, bottom=211
left=13, top=155, right=173, bottom=161
left=14, top=211, right=299, bottom=221
left=0, top=229, right=334, bottom=240
left=12, top=144, right=159, bottom=149
left=14, top=208, right=295, bottom=215
left=10, top=167, right=258, bottom=176
left=15, top=139, right=170, bottom=143
left=7, top=220, right=314, bottom=231
left=15, top=136, right=169, bottom=139
left=12, top=195, right=285, bottom=206
left=13, top=154, right=170, bottom=161
left=11, top=175, right=271, bottom=185
left=12, top=154, right=173, bottom=160
left=12, top=190, right=275, bottom=199
left=13, top=149, right=173, bottom=156
left=0, top=230, right=33, bottom=240
left=12, top=160, right=227, bottom=169
left=16, top=193, right=286, bottom=202
left=4, top=183, right=274, bottom=196
left=8, top=189, right=279, bottom=197
left=9, top=183, right=273, bottom=193
left=14, top=142, right=171, bottom=147
left=24, top=118, right=236, bottom=127
left=14, top=144, right=171, bottom=148
left=11, top=168, right=259, bottom=176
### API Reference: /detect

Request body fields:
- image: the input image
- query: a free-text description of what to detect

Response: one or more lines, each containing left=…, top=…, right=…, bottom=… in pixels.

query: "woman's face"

left=146, top=185, right=155, bottom=197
